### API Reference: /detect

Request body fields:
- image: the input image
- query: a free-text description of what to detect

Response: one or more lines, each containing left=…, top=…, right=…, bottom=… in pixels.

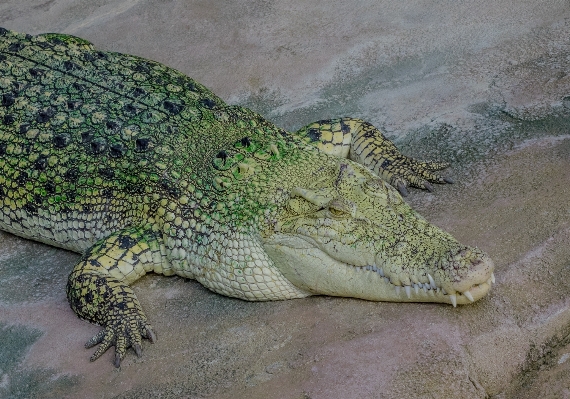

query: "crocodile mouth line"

left=263, top=233, right=494, bottom=305
left=351, top=263, right=495, bottom=306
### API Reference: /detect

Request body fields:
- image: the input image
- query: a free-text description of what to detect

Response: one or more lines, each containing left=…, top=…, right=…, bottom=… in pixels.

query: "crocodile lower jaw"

left=352, top=264, right=493, bottom=306
left=263, top=235, right=493, bottom=306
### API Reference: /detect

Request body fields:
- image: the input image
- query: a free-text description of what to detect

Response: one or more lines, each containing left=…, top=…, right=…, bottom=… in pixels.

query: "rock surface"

left=1, top=1, right=569, bottom=398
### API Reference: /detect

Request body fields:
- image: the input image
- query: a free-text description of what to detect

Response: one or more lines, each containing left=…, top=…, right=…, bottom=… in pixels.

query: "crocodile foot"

left=86, top=312, right=156, bottom=368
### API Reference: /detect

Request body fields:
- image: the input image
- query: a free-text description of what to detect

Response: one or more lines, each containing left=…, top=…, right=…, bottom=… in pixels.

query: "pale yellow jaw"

left=263, top=234, right=494, bottom=306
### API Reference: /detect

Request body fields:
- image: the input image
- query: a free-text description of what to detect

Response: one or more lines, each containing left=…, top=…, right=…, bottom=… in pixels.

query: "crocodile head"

left=261, top=158, right=494, bottom=306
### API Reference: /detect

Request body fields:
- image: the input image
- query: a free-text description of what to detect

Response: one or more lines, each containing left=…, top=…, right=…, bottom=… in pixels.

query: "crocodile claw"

left=396, top=181, right=409, bottom=197
left=85, top=312, right=155, bottom=367
left=423, top=181, right=434, bottom=192
left=134, top=343, right=143, bottom=357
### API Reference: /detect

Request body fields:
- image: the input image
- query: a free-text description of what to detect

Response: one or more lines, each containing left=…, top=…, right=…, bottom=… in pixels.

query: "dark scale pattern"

left=295, top=118, right=452, bottom=196
left=66, top=227, right=161, bottom=365
left=0, top=28, right=312, bottom=365
left=0, top=28, right=465, bottom=367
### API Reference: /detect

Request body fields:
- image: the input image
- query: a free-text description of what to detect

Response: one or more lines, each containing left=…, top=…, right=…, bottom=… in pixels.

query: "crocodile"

left=0, top=28, right=494, bottom=367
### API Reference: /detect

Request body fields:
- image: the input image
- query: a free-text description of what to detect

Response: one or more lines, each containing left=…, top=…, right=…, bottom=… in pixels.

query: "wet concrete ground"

left=1, top=1, right=570, bottom=398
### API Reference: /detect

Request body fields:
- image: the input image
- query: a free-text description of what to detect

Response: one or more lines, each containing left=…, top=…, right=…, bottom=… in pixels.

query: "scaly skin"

left=0, top=28, right=494, bottom=367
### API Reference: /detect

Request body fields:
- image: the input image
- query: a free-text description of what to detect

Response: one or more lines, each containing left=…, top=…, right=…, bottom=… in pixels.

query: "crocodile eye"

left=327, top=198, right=356, bottom=218
left=328, top=206, right=347, bottom=218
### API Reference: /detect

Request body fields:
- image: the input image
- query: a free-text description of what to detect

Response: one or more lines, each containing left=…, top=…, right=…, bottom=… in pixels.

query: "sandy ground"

left=1, top=1, right=569, bottom=398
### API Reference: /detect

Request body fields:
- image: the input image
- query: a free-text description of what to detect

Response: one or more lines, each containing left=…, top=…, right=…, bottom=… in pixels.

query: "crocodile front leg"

left=295, top=118, right=453, bottom=196
left=66, top=227, right=166, bottom=367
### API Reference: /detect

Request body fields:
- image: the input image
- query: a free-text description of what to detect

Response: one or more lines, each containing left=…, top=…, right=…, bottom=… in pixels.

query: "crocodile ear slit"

left=290, top=187, right=333, bottom=208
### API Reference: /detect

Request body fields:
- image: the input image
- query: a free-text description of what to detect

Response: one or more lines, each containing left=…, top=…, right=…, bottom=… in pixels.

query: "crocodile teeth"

left=449, top=294, right=457, bottom=307
left=354, top=263, right=480, bottom=305
left=490, top=273, right=496, bottom=284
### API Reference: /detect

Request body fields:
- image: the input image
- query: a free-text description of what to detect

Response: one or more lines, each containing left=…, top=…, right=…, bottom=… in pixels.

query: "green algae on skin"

left=0, top=27, right=493, bottom=366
